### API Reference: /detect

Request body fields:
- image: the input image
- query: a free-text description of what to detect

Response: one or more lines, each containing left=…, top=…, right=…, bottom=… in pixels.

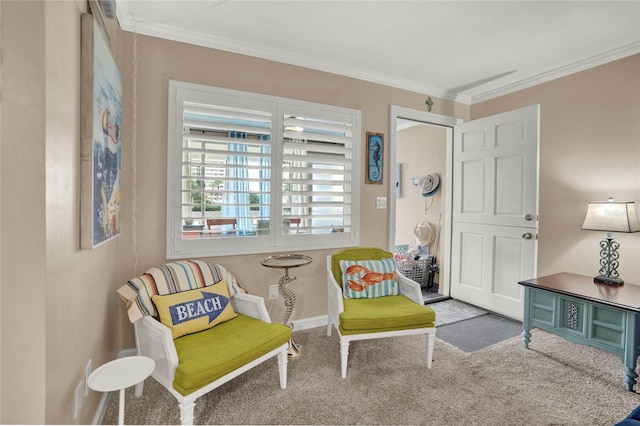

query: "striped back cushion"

left=331, top=247, right=394, bottom=287
left=340, top=258, right=400, bottom=299
left=117, top=260, right=246, bottom=323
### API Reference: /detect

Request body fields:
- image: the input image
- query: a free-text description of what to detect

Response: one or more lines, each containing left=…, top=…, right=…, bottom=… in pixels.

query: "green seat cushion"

left=339, top=295, right=436, bottom=335
left=172, top=313, right=291, bottom=396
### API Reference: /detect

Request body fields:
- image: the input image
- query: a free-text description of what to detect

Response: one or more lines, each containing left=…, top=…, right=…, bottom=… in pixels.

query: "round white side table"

left=88, top=356, right=155, bottom=425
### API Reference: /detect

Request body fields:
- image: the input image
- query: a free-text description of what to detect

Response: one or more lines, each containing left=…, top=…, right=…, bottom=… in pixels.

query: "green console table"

left=519, top=273, right=640, bottom=391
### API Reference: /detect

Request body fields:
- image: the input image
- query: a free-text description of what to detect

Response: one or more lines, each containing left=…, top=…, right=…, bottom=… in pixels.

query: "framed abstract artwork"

left=365, top=132, right=384, bottom=184
left=80, top=14, right=122, bottom=249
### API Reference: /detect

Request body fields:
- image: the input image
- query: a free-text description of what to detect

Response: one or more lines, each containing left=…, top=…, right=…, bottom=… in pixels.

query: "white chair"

left=118, top=260, right=290, bottom=425
left=327, top=247, right=436, bottom=377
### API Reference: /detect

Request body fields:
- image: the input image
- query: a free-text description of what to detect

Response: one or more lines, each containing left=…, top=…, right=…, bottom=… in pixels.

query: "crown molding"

left=116, top=3, right=639, bottom=107
left=469, top=42, right=640, bottom=104
left=120, top=18, right=459, bottom=101
left=116, top=2, right=458, bottom=102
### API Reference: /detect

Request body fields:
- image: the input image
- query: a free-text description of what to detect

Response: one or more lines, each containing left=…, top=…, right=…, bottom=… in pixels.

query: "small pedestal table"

left=88, top=356, right=155, bottom=425
left=260, top=253, right=313, bottom=358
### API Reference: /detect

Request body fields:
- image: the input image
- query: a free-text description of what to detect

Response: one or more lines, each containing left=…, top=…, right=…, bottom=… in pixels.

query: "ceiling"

left=115, top=1, right=640, bottom=104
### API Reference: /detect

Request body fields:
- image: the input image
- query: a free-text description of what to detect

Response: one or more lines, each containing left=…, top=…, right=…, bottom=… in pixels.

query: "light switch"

left=376, top=196, right=387, bottom=209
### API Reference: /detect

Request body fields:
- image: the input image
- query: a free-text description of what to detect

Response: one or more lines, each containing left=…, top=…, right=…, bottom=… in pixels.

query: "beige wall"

left=45, top=2, right=126, bottom=424
left=471, top=54, right=640, bottom=284
left=1, top=1, right=124, bottom=424
left=1, top=1, right=48, bottom=423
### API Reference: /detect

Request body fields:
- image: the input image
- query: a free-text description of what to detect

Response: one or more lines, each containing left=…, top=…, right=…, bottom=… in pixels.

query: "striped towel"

left=117, top=260, right=246, bottom=323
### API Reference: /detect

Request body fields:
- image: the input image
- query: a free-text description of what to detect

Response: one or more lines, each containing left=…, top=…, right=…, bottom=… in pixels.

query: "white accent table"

left=88, top=356, right=155, bottom=425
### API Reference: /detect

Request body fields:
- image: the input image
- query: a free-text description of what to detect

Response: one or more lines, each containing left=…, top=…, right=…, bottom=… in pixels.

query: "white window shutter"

left=167, top=81, right=360, bottom=258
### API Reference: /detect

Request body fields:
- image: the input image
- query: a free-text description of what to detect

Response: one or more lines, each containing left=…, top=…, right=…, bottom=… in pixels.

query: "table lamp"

left=581, top=198, right=640, bottom=286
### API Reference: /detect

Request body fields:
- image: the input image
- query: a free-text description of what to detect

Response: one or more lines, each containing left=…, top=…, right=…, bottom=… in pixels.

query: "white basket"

left=396, top=258, right=431, bottom=285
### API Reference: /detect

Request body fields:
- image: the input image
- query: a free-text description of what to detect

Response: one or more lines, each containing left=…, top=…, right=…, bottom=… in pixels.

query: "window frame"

left=167, top=80, right=361, bottom=258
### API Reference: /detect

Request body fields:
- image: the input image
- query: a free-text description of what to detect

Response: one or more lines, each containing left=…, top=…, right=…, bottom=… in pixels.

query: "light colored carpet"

left=428, top=299, right=488, bottom=326
left=101, top=327, right=640, bottom=425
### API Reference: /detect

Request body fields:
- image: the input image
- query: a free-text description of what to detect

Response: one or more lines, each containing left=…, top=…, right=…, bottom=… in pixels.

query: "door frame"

left=388, top=105, right=462, bottom=297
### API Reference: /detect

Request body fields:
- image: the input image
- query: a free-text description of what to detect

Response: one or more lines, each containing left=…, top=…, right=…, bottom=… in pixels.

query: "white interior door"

left=450, top=105, right=539, bottom=320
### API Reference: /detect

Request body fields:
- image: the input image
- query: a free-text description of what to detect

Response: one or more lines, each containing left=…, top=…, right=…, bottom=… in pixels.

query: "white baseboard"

left=118, top=348, right=137, bottom=357
left=291, top=315, right=328, bottom=331
left=91, top=391, right=111, bottom=425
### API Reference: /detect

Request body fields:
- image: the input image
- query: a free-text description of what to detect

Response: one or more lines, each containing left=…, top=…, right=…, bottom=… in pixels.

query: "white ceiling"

left=115, top=1, right=640, bottom=104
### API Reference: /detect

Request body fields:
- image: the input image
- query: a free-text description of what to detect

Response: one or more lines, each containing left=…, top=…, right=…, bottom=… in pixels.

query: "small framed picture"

left=365, top=132, right=384, bottom=184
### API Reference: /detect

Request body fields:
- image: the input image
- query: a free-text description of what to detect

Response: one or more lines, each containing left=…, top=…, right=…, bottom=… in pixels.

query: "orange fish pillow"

left=339, top=258, right=400, bottom=299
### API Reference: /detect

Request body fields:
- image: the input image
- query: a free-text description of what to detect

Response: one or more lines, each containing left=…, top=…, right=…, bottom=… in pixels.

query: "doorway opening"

left=388, top=106, right=461, bottom=305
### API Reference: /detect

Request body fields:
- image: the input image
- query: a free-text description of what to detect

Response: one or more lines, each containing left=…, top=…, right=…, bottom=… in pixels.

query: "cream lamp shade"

left=581, top=200, right=640, bottom=233
left=581, top=199, right=639, bottom=286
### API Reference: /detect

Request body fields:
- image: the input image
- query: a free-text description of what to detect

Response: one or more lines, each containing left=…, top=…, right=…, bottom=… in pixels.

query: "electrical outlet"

left=84, top=359, right=92, bottom=396
left=268, top=284, right=279, bottom=300
left=74, top=381, right=83, bottom=419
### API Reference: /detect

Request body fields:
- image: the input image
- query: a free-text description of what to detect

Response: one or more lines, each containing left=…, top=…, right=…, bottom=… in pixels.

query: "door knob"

left=525, top=214, right=534, bottom=221
left=522, top=232, right=533, bottom=240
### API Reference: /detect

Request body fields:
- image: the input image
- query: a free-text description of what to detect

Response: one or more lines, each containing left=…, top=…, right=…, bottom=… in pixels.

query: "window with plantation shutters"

left=167, top=81, right=361, bottom=258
